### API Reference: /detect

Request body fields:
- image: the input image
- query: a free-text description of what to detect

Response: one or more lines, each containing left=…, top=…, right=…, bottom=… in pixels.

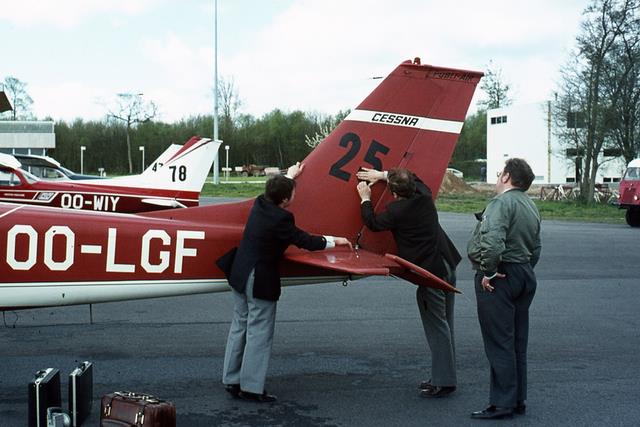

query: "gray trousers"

left=474, top=263, right=537, bottom=408
left=416, top=262, right=457, bottom=387
left=222, top=270, right=277, bottom=394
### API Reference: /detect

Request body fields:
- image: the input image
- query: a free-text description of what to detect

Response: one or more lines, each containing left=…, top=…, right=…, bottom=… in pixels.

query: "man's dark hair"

left=265, top=174, right=296, bottom=205
left=387, top=168, right=416, bottom=198
left=503, top=158, right=535, bottom=190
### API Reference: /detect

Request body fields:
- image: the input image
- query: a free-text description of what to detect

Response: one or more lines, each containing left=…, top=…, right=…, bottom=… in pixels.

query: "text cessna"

left=4, top=225, right=205, bottom=274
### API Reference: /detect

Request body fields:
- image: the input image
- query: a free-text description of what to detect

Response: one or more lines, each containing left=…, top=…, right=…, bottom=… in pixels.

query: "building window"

left=565, top=148, right=585, bottom=157
left=490, top=115, right=508, bottom=125
left=567, top=111, right=585, bottom=128
left=602, top=148, right=622, bottom=157
left=566, top=177, right=576, bottom=183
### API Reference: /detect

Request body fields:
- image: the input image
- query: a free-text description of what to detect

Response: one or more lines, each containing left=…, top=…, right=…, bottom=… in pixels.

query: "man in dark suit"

left=221, top=163, right=351, bottom=403
left=356, top=167, right=461, bottom=398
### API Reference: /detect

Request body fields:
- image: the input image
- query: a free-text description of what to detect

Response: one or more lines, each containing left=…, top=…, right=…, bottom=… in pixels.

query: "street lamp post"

left=212, top=0, right=220, bottom=184
left=224, top=145, right=230, bottom=180
left=139, top=146, right=145, bottom=173
left=80, top=146, right=86, bottom=174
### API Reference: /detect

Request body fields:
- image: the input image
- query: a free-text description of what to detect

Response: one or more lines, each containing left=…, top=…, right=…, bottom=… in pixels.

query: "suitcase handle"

left=114, top=391, right=161, bottom=403
left=135, top=411, right=145, bottom=425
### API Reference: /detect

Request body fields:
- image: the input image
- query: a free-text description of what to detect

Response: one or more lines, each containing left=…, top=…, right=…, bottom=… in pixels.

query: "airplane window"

left=9, top=173, right=21, bottom=186
left=20, top=169, right=38, bottom=184
left=0, top=169, right=11, bottom=186
left=30, top=166, right=44, bottom=177
left=42, top=168, right=67, bottom=180
left=624, top=167, right=640, bottom=180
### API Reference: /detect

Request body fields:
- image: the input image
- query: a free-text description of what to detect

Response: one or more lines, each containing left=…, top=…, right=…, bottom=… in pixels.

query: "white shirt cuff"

left=383, top=170, right=388, bottom=180
left=324, top=235, right=335, bottom=249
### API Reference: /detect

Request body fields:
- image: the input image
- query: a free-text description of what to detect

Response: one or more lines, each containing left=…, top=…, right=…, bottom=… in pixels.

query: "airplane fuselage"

left=0, top=185, right=198, bottom=213
left=0, top=201, right=343, bottom=310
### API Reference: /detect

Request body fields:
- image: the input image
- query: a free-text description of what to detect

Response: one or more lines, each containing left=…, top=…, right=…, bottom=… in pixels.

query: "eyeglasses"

left=496, top=171, right=503, bottom=178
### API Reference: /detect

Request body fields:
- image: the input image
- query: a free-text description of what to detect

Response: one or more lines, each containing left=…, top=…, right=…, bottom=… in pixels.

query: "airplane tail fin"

left=103, top=137, right=220, bottom=193
left=289, top=59, right=482, bottom=256
left=140, top=143, right=181, bottom=176
left=142, top=137, right=220, bottom=192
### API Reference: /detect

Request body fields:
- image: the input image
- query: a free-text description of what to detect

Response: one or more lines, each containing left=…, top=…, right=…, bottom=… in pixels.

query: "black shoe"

left=224, top=384, right=241, bottom=398
left=420, top=385, right=456, bottom=398
left=418, top=380, right=433, bottom=390
left=515, top=402, right=526, bottom=415
left=471, top=405, right=514, bottom=419
left=238, top=390, right=278, bottom=403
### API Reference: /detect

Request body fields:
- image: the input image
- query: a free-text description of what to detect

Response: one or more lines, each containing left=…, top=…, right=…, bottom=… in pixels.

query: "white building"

left=0, top=121, right=55, bottom=156
left=486, top=102, right=626, bottom=185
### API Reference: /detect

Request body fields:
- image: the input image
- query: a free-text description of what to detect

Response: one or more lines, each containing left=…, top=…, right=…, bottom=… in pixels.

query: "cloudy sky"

left=1, top=0, right=587, bottom=123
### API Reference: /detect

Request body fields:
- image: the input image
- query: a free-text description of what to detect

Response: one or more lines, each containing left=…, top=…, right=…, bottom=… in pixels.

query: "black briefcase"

left=69, top=361, right=93, bottom=426
left=28, top=368, right=61, bottom=427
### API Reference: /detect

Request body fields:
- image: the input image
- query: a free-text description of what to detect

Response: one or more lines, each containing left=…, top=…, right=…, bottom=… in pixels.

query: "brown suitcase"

left=100, top=391, right=176, bottom=427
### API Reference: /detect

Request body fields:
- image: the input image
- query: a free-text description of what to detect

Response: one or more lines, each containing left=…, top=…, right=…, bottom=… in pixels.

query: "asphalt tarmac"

left=1, top=210, right=639, bottom=426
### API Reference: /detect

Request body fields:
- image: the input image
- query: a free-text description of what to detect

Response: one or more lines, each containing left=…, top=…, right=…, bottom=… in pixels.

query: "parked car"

left=235, top=164, right=267, bottom=177
left=446, top=167, right=464, bottom=179
left=13, top=154, right=103, bottom=180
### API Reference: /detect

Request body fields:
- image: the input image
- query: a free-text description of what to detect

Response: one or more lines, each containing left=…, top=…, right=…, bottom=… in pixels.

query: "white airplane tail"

left=150, top=137, right=220, bottom=192
left=86, top=137, right=220, bottom=193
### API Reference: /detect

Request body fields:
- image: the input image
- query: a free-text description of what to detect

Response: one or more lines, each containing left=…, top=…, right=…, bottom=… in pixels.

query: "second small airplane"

left=0, top=136, right=220, bottom=213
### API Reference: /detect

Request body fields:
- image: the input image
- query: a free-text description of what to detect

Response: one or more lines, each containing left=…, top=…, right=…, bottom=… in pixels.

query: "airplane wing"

left=284, top=248, right=460, bottom=293
left=284, top=248, right=396, bottom=276
left=0, top=153, right=22, bottom=169
left=383, top=254, right=461, bottom=293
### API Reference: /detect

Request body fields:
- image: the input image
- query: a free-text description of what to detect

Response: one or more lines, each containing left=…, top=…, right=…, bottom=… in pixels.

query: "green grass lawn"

left=201, top=182, right=626, bottom=224
left=201, top=181, right=265, bottom=198
left=436, top=193, right=626, bottom=224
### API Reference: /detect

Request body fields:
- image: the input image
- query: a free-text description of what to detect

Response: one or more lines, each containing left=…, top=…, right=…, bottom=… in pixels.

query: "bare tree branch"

left=107, top=93, right=157, bottom=174
left=1, top=76, right=34, bottom=120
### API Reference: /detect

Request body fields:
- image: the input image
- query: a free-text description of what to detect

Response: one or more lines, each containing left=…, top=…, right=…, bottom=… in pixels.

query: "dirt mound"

left=439, top=172, right=479, bottom=194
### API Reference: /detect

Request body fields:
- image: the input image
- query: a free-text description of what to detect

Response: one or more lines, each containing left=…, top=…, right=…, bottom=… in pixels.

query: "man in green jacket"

left=467, top=158, right=541, bottom=420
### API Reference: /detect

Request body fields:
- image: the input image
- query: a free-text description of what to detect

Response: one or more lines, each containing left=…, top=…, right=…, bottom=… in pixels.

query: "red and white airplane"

left=0, top=58, right=482, bottom=311
left=0, top=136, right=220, bottom=213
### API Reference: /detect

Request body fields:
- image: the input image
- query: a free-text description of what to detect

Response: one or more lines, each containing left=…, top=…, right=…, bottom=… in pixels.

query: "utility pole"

left=212, top=0, right=220, bottom=184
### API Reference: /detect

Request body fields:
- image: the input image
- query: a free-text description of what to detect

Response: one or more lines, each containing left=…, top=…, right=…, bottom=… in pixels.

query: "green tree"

left=451, top=112, right=487, bottom=178
left=604, top=9, right=640, bottom=163
left=555, top=0, right=639, bottom=202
